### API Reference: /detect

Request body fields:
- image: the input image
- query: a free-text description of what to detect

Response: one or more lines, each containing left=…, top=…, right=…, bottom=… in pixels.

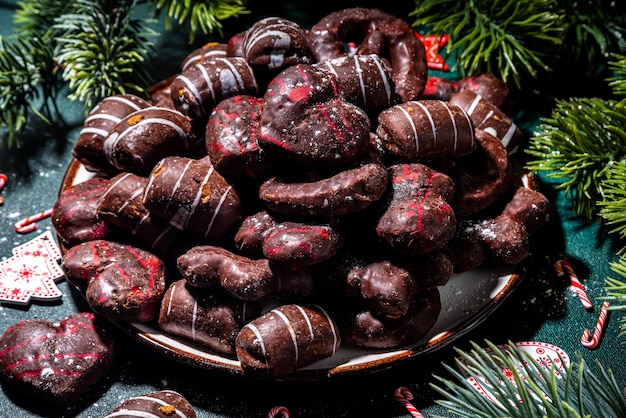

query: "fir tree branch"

left=431, top=340, right=626, bottom=418
left=150, top=0, right=249, bottom=43
left=602, top=258, right=626, bottom=338
left=609, top=54, right=626, bottom=97
left=410, top=0, right=564, bottom=87
left=525, top=98, right=626, bottom=220
left=556, top=0, right=626, bottom=76
left=598, top=159, right=626, bottom=246
left=13, top=0, right=70, bottom=39
left=54, top=0, right=156, bottom=112
left=0, top=35, right=54, bottom=147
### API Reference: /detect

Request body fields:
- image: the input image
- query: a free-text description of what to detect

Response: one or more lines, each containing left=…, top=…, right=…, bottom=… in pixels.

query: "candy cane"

left=267, top=406, right=290, bottom=418
left=394, top=386, right=425, bottom=418
left=581, top=301, right=610, bottom=349
left=0, top=173, right=7, bottom=205
left=553, top=260, right=594, bottom=310
left=14, top=208, right=54, bottom=234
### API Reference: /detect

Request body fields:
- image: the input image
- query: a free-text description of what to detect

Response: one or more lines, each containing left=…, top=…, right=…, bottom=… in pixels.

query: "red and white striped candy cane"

left=394, top=386, right=425, bottom=418
left=581, top=301, right=610, bottom=349
left=267, top=406, right=290, bottom=418
left=553, top=259, right=594, bottom=310
left=0, top=173, right=7, bottom=205
left=14, top=208, right=54, bottom=234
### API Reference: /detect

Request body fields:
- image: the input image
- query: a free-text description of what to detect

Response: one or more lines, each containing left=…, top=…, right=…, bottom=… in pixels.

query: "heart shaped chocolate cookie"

left=0, top=312, right=116, bottom=405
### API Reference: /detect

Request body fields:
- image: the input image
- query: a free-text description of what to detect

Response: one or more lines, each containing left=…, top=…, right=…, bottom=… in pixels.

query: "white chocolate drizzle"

left=244, top=323, right=269, bottom=370
left=170, top=166, right=214, bottom=230
left=399, top=105, right=419, bottom=152
left=203, top=185, right=233, bottom=239
left=466, top=92, right=482, bottom=115
left=196, top=63, right=216, bottom=106
left=370, top=55, right=393, bottom=107
left=440, top=101, right=459, bottom=152
left=165, top=283, right=176, bottom=316
left=103, top=116, right=188, bottom=169
left=218, top=58, right=247, bottom=97
left=353, top=55, right=367, bottom=108
left=415, top=101, right=438, bottom=148
left=101, top=95, right=146, bottom=112
left=315, top=304, right=339, bottom=355
left=273, top=308, right=299, bottom=363
left=176, top=73, right=203, bottom=113
left=103, top=391, right=190, bottom=418
left=163, top=159, right=193, bottom=214
left=79, top=127, right=111, bottom=138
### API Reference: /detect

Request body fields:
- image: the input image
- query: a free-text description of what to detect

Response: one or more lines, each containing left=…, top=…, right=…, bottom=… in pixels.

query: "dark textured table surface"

left=0, top=1, right=624, bottom=417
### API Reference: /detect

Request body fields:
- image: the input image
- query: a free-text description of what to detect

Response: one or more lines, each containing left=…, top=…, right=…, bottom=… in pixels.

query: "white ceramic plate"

left=59, top=158, right=523, bottom=379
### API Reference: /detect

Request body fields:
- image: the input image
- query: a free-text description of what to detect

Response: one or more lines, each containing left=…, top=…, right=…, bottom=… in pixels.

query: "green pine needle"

left=13, top=0, right=69, bottom=39
left=410, top=0, right=564, bottom=87
left=525, top=97, right=626, bottom=220
left=609, top=54, right=626, bottom=97
left=557, top=0, right=626, bottom=75
left=602, top=258, right=626, bottom=338
left=150, top=0, right=249, bottom=43
left=432, top=340, right=626, bottom=418
left=0, top=36, right=54, bottom=147
left=54, top=0, right=156, bottom=112
left=598, top=160, right=626, bottom=246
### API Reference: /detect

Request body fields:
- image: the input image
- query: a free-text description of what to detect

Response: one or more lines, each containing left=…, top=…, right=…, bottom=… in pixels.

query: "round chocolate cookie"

left=103, top=107, right=194, bottom=174
left=236, top=303, right=341, bottom=377
left=96, top=172, right=184, bottom=253
left=243, top=17, right=314, bottom=72
left=52, top=177, right=113, bottom=248
left=142, top=156, right=242, bottom=241
left=376, top=100, right=476, bottom=162
left=449, top=89, right=523, bottom=154
left=158, top=279, right=261, bottom=355
left=317, top=54, right=398, bottom=116
left=73, top=94, right=151, bottom=173
left=104, top=390, right=197, bottom=418
left=170, top=56, right=258, bottom=119
left=181, top=42, right=228, bottom=71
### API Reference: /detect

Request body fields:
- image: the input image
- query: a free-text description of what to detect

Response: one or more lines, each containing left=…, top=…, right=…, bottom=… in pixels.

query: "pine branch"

left=602, top=258, right=626, bottom=338
left=150, top=0, right=249, bottom=43
left=598, top=159, right=626, bottom=246
left=410, top=0, right=564, bottom=88
left=54, top=0, right=156, bottom=112
left=431, top=340, right=626, bottom=418
left=13, top=0, right=70, bottom=39
left=0, top=36, right=55, bottom=147
left=525, top=97, right=626, bottom=220
left=609, top=54, right=626, bottom=97
left=556, top=0, right=626, bottom=76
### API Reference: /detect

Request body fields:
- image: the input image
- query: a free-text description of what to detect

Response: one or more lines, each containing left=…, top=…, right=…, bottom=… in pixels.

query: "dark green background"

left=0, top=1, right=623, bottom=416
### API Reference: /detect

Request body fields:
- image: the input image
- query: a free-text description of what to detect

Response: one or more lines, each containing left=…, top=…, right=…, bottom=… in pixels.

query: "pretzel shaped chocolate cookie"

left=307, top=7, right=427, bottom=101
